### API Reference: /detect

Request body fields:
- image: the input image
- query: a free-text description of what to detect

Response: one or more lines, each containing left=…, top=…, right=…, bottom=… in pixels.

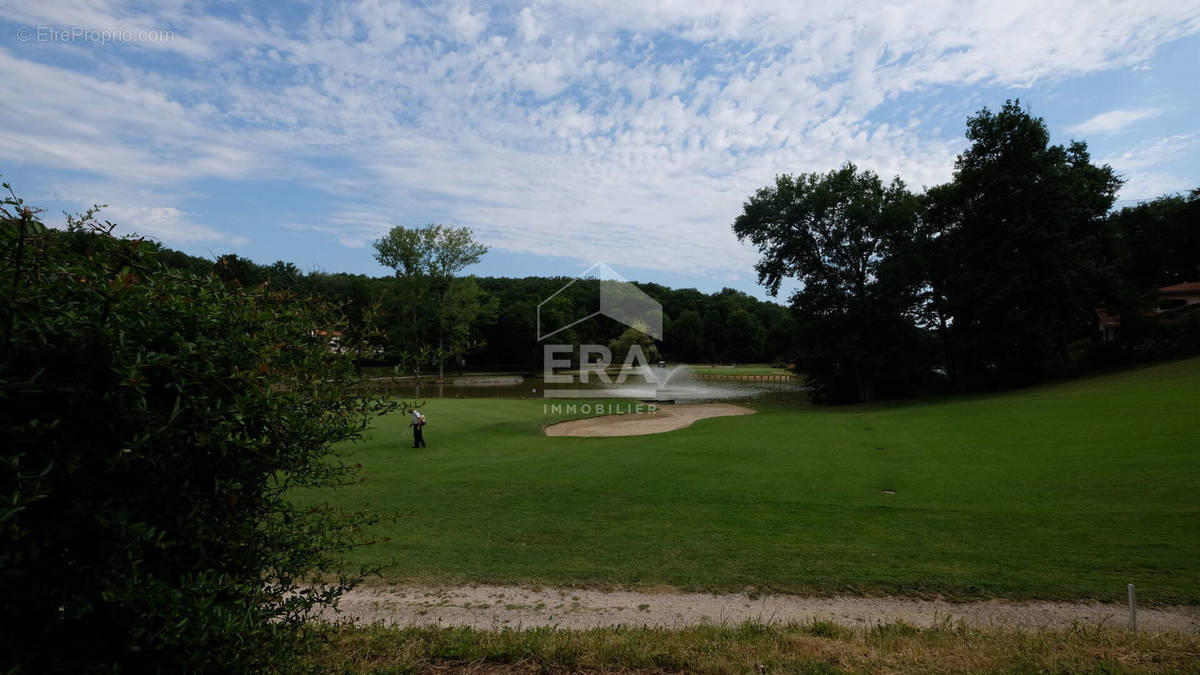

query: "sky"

left=1, top=1, right=1198, bottom=301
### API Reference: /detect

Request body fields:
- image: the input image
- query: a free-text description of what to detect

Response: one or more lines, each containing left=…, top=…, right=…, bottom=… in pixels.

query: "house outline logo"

left=538, top=262, right=687, bottom=398
left=536, top=262, right=663, bottom=342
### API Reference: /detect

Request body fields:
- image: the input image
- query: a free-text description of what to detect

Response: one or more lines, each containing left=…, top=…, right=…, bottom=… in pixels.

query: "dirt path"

left=544, top=403, right=755, bottom=437
left=321, top=584, right=1200, bottom=633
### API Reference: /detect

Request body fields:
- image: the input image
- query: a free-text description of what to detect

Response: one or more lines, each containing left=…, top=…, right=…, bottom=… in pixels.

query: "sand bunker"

left=544, top=403, right=754, bottom=437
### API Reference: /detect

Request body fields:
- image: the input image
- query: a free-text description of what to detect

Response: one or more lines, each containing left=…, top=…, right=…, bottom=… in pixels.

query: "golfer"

left=408, top=407, right=427, bottom=448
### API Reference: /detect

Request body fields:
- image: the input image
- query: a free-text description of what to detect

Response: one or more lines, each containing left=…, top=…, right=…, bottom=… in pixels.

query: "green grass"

left=307, top=621, right=1200, bottom=673
left=299, top=357, right=1200, bottom=603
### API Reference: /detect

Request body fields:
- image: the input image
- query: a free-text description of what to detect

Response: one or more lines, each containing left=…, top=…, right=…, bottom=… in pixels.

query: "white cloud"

left=448, top=3, right=487, bottom=42
left=1117, top=171, right=1194, bottom=203
left=1, top=1, right=1198, bottom=280
left=104, top=205, right=248, bottom=246
left=1068, top=108, right=1162, bottom=135
left=1102, top=134, right=1200, bottom=201
left=1103, top=133, right=1197, bottom=171
left=517, top=6, right=541, bottom=43
left=512, top=59, right=568, bottom=98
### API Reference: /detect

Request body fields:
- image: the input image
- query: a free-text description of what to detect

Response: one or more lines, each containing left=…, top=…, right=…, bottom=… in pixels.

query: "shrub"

left=0, top=185, right=398, bottom=672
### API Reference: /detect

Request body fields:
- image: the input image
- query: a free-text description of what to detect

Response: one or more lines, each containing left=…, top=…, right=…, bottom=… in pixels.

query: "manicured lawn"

left=298, top=358, right=1200, bottom=604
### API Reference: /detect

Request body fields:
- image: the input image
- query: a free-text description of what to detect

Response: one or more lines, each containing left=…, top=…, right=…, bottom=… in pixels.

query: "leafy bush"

left=0, top=185, right=398, bottom=672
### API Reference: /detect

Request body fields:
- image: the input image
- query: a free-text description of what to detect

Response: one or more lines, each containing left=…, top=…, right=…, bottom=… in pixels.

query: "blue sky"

left=2, top=1, right=1198, bottom=301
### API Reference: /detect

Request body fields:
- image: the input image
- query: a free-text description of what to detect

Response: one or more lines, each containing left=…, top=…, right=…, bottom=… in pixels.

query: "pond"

left=368, top=369, right=809, bottom=406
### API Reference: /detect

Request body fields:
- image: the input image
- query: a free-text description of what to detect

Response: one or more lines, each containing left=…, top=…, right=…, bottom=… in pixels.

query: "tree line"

left=68, top=100, right=1198, bottom=405
left=735, top=100, right=1200, bottom=402
left=155, top=244, right=798, bottom=372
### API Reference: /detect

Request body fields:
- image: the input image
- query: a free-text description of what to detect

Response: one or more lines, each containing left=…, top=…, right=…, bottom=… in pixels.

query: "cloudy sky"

left=2, top=1, right=1198, bottom=298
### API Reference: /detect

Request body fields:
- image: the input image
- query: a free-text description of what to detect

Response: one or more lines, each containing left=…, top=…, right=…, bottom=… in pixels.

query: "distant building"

left=1156, top=282, right=1200, bottom=314
left=1096, top=282, right=1200, bottom=343
left=311, top=329, right=345, bottom=353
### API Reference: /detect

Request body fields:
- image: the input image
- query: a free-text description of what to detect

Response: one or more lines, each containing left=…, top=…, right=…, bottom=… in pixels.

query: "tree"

left=733, top=163, right=924, bottom=402
left=927, top=100, right=1122, bottom=387
left=213, top=252, right=267, bottom=286
left=666, top=309, right=706, bottom=362
left=1108, top=189, right=1200, bottom=293
left=608, top=323, right=660, bottom=367
left=759, top=304, right=797, bottom=364
left=1, top=187, right=399, bottom=671
left=720, top=308, right=767, bottom=363
left=263, top=259, right=303, bottom=291
left=373, top=227, right=436, bottom=355
left=438, top=276, right=498, bottom=372
left=373, top=225, right=489, bottom=378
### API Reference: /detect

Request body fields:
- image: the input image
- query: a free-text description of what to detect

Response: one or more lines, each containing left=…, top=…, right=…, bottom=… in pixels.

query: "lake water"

left=373, top=369, right=808, bottom=405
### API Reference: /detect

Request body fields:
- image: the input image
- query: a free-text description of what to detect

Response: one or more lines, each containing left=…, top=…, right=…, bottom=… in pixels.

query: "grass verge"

left=304, top=620, right=1200, bottom=673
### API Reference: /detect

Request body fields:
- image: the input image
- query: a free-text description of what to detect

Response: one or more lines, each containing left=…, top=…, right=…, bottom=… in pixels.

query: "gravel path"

left=321, top=584, right=1200, bottom=633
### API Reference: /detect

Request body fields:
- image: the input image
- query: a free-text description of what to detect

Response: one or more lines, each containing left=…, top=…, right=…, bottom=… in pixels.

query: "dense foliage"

left=17, top=105, right=1190, bottom=411
left=372, top=225, right=493, bottom=378
left=925, top=103, right=1122, bottom=390
left=473, top=277, right=793, bottom=367
left=153, top=255, right=797, bottom=370
left=736, top=100, right=1199, bottom=402
left=734, top=164, right=929, bottom=402
left=0, top=190, right=397, bottom=671
left=1107, top=190, right=1200, bottom=292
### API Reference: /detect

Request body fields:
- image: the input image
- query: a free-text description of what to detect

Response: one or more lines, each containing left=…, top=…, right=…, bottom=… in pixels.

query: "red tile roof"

left=1159, top=282, right=1200, bottom=293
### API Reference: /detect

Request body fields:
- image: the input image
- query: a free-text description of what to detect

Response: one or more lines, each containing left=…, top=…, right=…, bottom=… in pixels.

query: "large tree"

left=927, top=100, right=1122, bottom=387
left=373, top=224, right=489, bottom=378
left=734, top=163, right=924, bottom=402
